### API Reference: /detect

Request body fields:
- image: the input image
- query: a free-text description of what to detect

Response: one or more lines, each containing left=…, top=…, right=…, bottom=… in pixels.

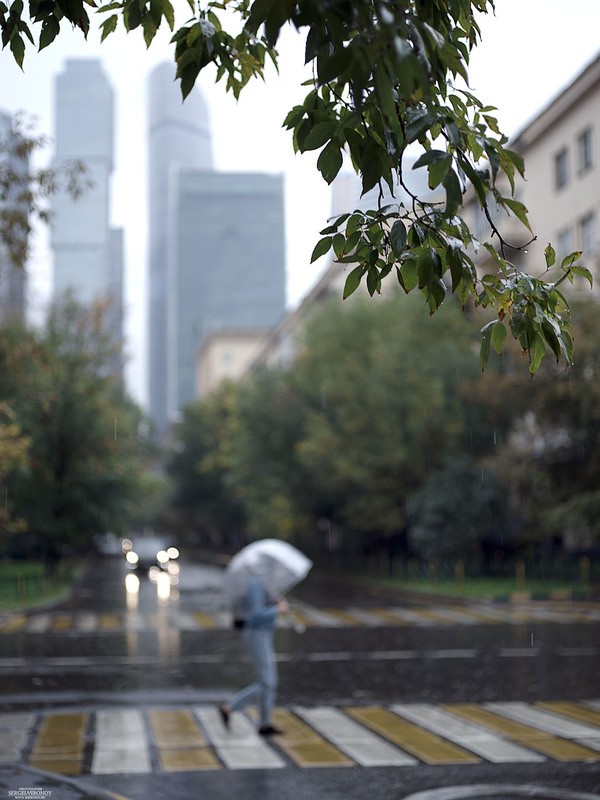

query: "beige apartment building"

left=465, top=52, right=600, bottom=290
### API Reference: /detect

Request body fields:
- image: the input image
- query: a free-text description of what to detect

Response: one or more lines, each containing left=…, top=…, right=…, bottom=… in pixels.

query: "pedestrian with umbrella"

left=219, top=539, right=312, bottom=736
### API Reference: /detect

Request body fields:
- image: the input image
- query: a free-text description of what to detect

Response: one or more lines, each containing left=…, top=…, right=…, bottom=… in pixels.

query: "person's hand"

left=277, top=599, right=289, bottom=613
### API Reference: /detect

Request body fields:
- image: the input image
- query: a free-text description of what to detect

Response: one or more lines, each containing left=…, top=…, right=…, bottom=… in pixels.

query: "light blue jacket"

left=243, top=577, right=278, bottom=630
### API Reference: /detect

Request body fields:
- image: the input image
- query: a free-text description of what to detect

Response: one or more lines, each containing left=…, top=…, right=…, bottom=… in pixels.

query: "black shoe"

left=219, top=705, right=230, bottom=729
left=259, top=724, right=284, bottom=736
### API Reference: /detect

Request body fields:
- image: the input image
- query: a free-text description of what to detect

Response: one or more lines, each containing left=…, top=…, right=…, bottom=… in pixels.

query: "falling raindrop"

left=531, top=633, right=534, bottom=647
left=493, top=429, right=497, bottom=446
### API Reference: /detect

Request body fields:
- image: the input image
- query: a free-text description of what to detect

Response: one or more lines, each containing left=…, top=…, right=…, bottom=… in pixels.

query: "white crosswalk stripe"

left=194, top=706, right=286, bottom=769
left=92, top=710, right=151, bottom=774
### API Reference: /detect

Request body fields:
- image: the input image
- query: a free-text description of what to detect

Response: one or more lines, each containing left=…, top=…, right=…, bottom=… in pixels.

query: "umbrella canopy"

left=223, top=539, right=312, bottom=618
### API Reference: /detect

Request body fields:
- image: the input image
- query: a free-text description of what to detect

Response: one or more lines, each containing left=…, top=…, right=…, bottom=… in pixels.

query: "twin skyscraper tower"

left=52, top=59, right=287, bottom=436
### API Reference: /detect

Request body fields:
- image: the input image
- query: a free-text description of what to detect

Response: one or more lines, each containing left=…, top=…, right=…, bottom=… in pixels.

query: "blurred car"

left=94, top=532, right=122, bottom=556
left=123, top=535, right=180, bottom=572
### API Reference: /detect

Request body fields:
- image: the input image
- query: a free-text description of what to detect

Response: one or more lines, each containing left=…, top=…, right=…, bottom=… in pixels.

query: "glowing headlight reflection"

left=156, top=570, right=171, bottom=600
left=167, top=547, right=180, bottom=559
left=125, top=573, right=140, bottom=594
left=125, top=551, right=139, bottom=565
left=156, top=549, right=169, bottom=565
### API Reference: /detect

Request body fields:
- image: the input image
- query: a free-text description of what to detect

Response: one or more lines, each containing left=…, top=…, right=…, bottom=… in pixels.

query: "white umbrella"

left=223, top=539, right=313, bottom=619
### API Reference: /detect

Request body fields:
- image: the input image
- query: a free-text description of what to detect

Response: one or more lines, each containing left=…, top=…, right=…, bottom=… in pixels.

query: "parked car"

left=123, top=535, right=179, bottom=572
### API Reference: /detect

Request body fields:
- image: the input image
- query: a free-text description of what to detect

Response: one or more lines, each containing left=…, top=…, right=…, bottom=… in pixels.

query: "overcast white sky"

left=0, top=0, right=599, bottom=407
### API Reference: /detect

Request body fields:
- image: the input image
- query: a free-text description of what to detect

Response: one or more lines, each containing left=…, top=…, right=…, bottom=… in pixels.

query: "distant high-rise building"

left=147, top=63, right=286, bottom=433
left=51, top=59, right=124, bottom=369
left=170, top=170, right=286, bottom=414
left=0, top=110, right=27, bottom=324
left=147, top=61, right=213, bottom=434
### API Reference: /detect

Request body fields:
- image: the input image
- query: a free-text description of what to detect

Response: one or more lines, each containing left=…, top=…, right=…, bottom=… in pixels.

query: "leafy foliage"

left=1, top=0, right=592, bottom=370
left=409, top=456, right=506, bottom=562
left=0, top=296, right=150, bottom=549
left=0, top=114, right=91, bottom=269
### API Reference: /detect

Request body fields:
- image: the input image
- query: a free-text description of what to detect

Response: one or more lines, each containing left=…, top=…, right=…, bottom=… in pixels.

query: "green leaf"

left=300, top=122, right=336, bottom=152
left=317, top=141, right=343, bottom=185
left=343, top=266, right=364, bottom=299
left=490, top=320, right=507, bottom=355
left=397, top=259, right=418, bottom=292
left=570, top=265, right=594, bottom=288
left=310, top=236, right=333, bottom=263
left=502, top=197, right=532, bottom=233
left=389, top=220, right=407, bottom=256
left=38, top=14, right=59, bottom=50
left=529, top=332, right=546, bottom=375
left=442, top=168, right=462, bottom=216
left=10, top=32, right=25, bottom=68
left=100, top=13, right=118, bottom=40
left=560, top=250, right=583, bottom=269
left=544, top=243, right=556, bottom=269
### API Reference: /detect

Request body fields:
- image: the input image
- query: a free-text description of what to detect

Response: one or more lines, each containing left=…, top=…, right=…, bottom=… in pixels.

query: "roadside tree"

left=0, top=296, right=149, bottom=553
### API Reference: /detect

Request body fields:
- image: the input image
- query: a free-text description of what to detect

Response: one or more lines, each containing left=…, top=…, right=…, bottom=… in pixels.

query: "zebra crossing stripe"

left=536, top=701, right=600, bottom=728
left=442, top=703, right=600, bottom=761
left=149, top=709, right=220, bottom=771
left=321, top=608, right=362, bottom=626
left=194, top=706, right=286, bottom=769
left=26, top=613, right=51, bottom=633
left=92, top=710, right=151, bottom=774
left=100, top=614, right=121, bottom=630
left=2, top=615, right=26, bottom=632
left=268, top=708, right=354, bottom=767
left=192, top=611, right=218, bottom=629
left=347, top=706, right=479, bottom=765
left=0, top=712, right=34, bottom=765
left=76, top=612, right=98, bottom=632
left=390, top=704, right=545, bottom=763
left=485, top=702, right=600, bottom=751
left=295, top=706, right=417, bottom=766
left=28, top=712, right=87, bottom=775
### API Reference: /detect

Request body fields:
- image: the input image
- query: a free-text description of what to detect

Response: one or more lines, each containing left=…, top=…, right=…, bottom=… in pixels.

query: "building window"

left=580, top=212, right=597, bottom=255
left=555, top=148, right=568, bottom=189
left=578, top=127, right=593, bottom=173
left=557, top=227, right=573, bottom=262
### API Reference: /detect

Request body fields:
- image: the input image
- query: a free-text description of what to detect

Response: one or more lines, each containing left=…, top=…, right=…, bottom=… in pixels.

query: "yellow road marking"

left=159, top=748, right=220, bottom=771
left=347, top=707, right=479, bottom=764
left=51, top=615, right=73, bottom=631
left=149, top=709, right=220, bottom=771
left=29, top=712, right=87, bottom=775
left=321, top=609, right=361, bottom=626
left=149, top=709, right=207, bottom=748
left=369, top=609, right=409, bottom=625
left=270, top=709, right=353, bottom=767
left=535, top=701, right=600, bottom=728
left=192, top=612, right=217, bottom=629
left=99, top=614, right=121, bottom=630
left=0, top=615, right=27, bottom=632
left=443, top=704, right=599, bottom=761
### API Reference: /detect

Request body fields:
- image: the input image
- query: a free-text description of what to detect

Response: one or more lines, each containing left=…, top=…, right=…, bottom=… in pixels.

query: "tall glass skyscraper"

left=147, top=63, right=286, bottom=435
left=147, top=61, right=213, bottom=435
left=51, top=59, right=124, bottom=367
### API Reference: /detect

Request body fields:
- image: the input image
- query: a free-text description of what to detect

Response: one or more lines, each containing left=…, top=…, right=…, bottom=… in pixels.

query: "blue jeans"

left=228, top=627, right=278, bottom=727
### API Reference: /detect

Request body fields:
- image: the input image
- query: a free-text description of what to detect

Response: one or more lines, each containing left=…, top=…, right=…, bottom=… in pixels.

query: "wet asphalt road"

left=1, top=554, right=599, bottom=798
